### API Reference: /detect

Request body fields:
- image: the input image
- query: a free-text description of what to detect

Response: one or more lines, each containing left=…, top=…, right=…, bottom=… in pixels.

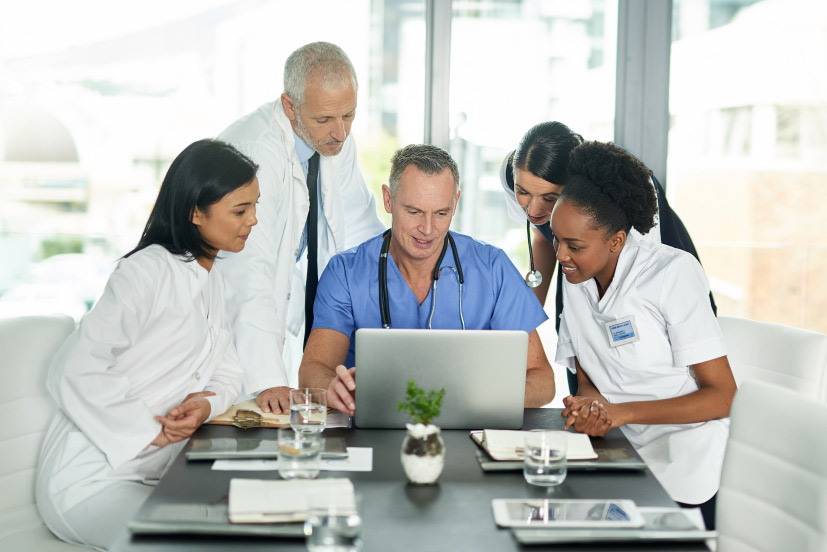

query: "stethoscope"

left=525, top=219, right=543, bottom=288
left=379, top=229, right=465, bottom=330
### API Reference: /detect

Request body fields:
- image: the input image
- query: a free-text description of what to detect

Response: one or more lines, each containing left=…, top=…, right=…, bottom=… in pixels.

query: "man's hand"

left=327, top=365, right=356, bottom=416
left=562, top=395, right=613, bottom=437
left=256, top=386, right=292, bottom=414
left=150, top=397, right=212, bottom=447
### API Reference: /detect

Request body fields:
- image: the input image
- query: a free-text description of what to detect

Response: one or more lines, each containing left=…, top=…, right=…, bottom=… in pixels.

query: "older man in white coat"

left=219, top=42, right=384, bottom=414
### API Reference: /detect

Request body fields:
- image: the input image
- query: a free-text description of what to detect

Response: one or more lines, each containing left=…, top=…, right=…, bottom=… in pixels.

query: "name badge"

left=604, top=316, right=640, bottom=348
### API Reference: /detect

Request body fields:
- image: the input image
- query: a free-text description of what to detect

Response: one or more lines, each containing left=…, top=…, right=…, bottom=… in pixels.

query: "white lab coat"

left=36, top=245, right=243, bottom=520
left=217, top=101, right=384, bottom=392
left=556, top=233, right=729, bottom=504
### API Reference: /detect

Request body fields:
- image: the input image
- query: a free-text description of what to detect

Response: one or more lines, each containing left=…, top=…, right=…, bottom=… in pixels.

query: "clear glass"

left=668, top=0, right=827, bottom=334
left=523, top=430, right=567, bottom=487
left=277, top=428, right=322, bottom=480
left=0, top=0, right=425, bottom=319
left=304, top=493, right=363, bottom=552
left=290, top=388, right=327, bottom=434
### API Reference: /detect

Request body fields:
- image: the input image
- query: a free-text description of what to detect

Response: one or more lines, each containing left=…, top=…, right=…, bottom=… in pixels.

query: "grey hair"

left=283, top=42, right=358, bottom=108
left=388, top=144, right=461, bottom=198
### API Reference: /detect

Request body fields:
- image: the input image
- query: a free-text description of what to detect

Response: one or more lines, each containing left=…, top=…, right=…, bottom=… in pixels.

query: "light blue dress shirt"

left=313, top=231, right=549, bottom=366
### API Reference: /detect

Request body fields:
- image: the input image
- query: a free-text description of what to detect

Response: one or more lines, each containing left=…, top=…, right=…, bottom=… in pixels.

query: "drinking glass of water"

left=277, top=429, right=323, bottom=480
left=523, top=430, right=567, bottom=486
left=290, top=388, right=327, bottom=433
left=304, top=492, right=362, bottom=552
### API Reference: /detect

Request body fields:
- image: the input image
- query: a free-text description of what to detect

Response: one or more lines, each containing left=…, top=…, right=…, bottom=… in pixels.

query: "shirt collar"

left=293, top=130, right=315, bottom=165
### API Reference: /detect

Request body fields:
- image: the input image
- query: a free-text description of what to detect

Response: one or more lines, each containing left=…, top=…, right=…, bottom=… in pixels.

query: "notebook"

left=470, top=430, right=598, bottom=461
left=353, top=328, right=528, bottom=429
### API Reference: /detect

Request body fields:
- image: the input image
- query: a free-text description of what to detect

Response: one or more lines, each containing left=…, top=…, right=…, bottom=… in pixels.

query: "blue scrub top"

left=313, top=231, right=549, bottom=366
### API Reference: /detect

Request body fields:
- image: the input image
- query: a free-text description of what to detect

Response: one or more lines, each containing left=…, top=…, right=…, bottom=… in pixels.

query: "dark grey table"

left=112, top=409, right=710, bottom=551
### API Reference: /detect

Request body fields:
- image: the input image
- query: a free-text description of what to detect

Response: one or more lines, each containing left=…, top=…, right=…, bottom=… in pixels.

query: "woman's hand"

left=150, top=397, right=212, bottom=447
left=562, top=395, right=613, bottom=437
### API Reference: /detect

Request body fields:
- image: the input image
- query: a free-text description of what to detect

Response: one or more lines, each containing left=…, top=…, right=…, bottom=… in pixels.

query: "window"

left=0, top=0, right=425, bottom=319
left=667, top=0, right=827, bottom=333
left=447, top=0, right=618, bottom=270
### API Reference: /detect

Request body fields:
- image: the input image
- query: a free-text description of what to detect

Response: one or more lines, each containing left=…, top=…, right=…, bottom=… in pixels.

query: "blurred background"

left=1, top=0, right=824, bottom=344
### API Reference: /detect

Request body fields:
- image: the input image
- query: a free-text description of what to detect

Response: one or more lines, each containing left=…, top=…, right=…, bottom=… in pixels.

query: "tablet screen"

left=492, top=499, right=645, bottom=528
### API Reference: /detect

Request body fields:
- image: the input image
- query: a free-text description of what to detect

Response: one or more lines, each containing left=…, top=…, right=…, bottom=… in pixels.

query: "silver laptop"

left=354, top=328, right=528, bottom=429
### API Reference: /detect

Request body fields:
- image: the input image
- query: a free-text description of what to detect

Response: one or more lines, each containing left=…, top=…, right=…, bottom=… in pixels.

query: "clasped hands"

left=561, top=395, right=613, bottom=437
left=150, top=391, right=215, bottom=447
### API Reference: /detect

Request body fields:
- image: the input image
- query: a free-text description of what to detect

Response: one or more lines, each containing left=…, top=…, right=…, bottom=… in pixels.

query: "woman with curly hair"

left=499, top=121, right=715, bottom=397
left=553, top=141, right=736, bottom=530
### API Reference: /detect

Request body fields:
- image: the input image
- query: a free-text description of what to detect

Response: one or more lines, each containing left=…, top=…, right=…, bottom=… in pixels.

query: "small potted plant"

left=397, top=380, right=446, bottom=485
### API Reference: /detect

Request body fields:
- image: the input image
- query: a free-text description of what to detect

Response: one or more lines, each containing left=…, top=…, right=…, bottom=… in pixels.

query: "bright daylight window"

left=0, top=0, right=425, bottom=320
left=447, top=0, right=617, bottom=273
left=667, top=0, right=827, bottom=333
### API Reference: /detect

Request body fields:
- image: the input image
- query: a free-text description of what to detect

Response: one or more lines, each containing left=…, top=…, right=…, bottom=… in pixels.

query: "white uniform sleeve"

left=660, top=253, right=727, bottom=367
left=203, top=341, right=244, bottom=422
left=47, top=259, right=161, bottom=470
left=222, top=141, right=292, bottom=393
left=555, top=309, right=577, bottom=373
left=338, top=135, right=384, bottom=249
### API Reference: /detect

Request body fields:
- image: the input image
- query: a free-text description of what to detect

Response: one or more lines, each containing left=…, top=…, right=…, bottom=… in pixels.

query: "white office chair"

left=718, top=316, right=827, bottom=402
left=717, top=380, right=827, bottom=552
left=0, top=314, right=84, bottom=550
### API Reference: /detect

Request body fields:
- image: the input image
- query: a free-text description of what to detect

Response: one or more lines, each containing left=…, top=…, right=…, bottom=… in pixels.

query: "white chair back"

left=718, top=316, right=827, bottom=402
left=0, top=314, right=77, bottom=549
left=717, top=380, right=827, bottom=552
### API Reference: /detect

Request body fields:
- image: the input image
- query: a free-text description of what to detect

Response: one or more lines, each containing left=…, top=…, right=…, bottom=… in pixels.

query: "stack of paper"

left=228, top=478, right=356, bottom=523
left=471, top=430, right=598, bottom=461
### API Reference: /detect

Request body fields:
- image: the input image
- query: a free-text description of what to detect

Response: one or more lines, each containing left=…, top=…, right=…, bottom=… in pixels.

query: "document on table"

left=229, top=478, right=356, bottom=523
left=212, top=447, right=372, bottom=472
left=470, top=430, right=598, bottom=461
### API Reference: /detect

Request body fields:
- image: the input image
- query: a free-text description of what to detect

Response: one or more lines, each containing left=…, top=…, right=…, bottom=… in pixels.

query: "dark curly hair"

left=561, top=141, right=657, bottom=236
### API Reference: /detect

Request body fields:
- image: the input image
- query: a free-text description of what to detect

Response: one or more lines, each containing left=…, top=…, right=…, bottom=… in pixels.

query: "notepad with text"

left=228, top=478, right=357, bottom=524
left=471, top=430, right=598, bottom=461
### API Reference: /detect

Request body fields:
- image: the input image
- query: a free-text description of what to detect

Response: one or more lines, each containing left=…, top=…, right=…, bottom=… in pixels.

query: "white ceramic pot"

left=400, top=423, right=445, bottom=485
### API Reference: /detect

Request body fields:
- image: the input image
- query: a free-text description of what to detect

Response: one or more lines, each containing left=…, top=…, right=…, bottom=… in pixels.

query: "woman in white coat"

left=36, top=139, right=259, bottom=550
left=552, top=141, right=737, bottom=530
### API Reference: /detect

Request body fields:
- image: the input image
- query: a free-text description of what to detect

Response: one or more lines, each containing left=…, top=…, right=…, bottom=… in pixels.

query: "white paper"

left=212, top=447, right=373, bottom=472
left=477, top=430, right=598, bottom=461
left=229, top=478, right=356, bottom=523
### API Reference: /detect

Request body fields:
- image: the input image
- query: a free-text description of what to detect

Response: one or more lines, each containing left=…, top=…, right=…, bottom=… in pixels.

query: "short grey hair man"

left=388, top=144, right=461, bottom=198
left=283, top=42, right=358, bottom=109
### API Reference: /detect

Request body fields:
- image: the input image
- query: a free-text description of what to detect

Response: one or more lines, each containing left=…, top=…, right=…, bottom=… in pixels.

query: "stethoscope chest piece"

left=525, top=269, right=543, bottom=288
left=524, top=219, right=543, bottom=288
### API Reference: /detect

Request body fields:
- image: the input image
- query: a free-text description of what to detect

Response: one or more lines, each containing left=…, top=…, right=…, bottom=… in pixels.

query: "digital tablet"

left=491, top=498, right=645, bottom=529
left=185, top=436, right=348, bottom=460
left=511, top=507, right=716, bottom=544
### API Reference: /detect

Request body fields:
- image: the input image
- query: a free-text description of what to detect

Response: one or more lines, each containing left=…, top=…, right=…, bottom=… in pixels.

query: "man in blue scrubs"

left=299, top=144, right=556, bottom=415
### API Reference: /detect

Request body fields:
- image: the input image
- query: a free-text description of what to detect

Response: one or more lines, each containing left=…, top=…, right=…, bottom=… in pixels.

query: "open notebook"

left=228, top=478, right=357, bottom=524
left=470, top=430, right=598, bottom=461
